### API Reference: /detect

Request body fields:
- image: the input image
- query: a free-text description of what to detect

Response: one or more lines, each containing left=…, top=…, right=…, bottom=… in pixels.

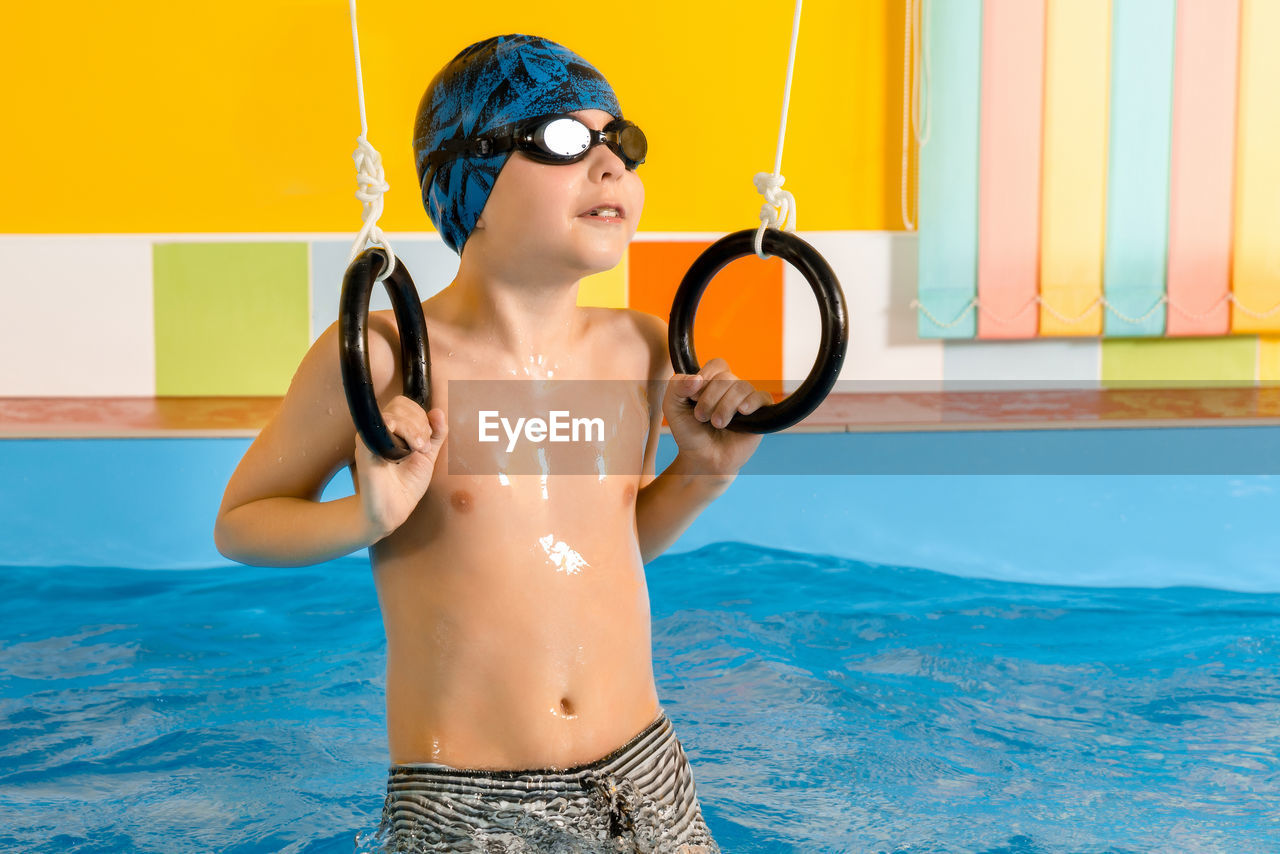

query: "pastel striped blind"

left=1039, top=0, right=1110, bottom=337
left=975, top=0, right=1043, bottom=339
left=915, top=0, right=1277, bottom=340
left=1166, top=0, right=1237, bottom=335
left=1103, top=0, right=1174, bottom=337
left=1232, top=0, right=1280, bottom=334
left=916, top=0, right=982, bottom=339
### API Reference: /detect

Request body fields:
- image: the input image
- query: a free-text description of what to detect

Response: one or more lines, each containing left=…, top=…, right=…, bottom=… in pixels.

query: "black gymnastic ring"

left=669, top=228, right=848, bottom=434
left=339, top=247, right=431, bottom=461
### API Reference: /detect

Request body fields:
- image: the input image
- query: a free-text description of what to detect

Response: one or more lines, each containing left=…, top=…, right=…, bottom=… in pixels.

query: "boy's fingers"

left=712, top=380, right=757, bottom=427
left=670, top=373, right=704, bottom=404
left=675, top=360, right=738, bottom=413
left=670, top=371, right=760, bottom=426
left=381, top=398, right=441, bottom=452
left=400, top=408, right=447, bottom=455
left=739, top=389, right=772, bottom=413
left=701, top=357, right=729, bottom=377
left=383, top=395, right=427, bottom=418
left=380, top=415, right=414, bottom=453
left=696, top=373, right=740, bottom=424
left=426, top=409, right=448, bottom=445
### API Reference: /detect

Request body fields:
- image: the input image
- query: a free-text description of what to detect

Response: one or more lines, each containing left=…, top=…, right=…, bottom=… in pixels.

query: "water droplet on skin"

left=539, top=533, right=589, bottom=575
left=327, top=407, right=335, bottom=416
left=447, top=351, right=454, bottom=357
left=276, top=456, right=284, bottom=463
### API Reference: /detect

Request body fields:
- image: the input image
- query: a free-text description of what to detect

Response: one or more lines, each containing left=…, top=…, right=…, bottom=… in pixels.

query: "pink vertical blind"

left=976, top=0, right=1044, bottom=339
left=1166, top=0, right=1239, bottom=336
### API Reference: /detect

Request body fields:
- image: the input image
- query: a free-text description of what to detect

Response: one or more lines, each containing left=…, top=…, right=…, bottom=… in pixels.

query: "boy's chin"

left=570, top=224, right=633, bottom=265
left=570, top=246, right=628, bottom=278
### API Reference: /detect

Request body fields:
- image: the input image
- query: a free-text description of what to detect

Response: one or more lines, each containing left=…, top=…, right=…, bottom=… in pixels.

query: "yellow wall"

left=5, top=1, right=906, bottom=235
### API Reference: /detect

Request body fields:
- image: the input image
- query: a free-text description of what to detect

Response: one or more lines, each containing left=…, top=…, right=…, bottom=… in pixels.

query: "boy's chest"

left=404, top=315, right=660, bottom=522
left=436, top=376, right=651, bottom=480
left=387, top=372, right=650, bottom=564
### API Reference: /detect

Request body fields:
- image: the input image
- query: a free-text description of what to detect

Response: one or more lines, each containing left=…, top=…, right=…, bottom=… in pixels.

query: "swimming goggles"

left=423, top=114, right=647, bottom=190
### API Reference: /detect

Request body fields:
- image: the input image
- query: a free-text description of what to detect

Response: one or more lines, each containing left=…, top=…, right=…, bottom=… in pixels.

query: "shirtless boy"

left=214, top=34, right=768, bottom=853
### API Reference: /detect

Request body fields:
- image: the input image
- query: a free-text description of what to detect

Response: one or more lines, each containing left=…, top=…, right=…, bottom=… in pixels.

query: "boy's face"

left=468, top=109, right=644, bottom=280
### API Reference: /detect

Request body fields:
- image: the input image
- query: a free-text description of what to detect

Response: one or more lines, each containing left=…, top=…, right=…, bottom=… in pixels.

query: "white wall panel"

left=0, top=236, right=154, bottom=396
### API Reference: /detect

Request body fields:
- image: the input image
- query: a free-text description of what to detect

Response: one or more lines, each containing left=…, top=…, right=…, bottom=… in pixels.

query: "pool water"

left=2, top=542, right=1278, bottom=853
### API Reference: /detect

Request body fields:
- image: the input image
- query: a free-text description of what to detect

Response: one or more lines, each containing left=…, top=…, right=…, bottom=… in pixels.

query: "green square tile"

left=1101, top=336, right=1257, bottom=388
left=154, top=242, right=310, bottom=395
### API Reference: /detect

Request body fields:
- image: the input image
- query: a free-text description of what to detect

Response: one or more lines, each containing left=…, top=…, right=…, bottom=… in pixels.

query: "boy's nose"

left=586, top=142, right=626, bottom=182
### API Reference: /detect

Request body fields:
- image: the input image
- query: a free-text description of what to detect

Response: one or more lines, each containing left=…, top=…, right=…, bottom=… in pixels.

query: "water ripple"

left=2, top=547, right=1278, bottom=852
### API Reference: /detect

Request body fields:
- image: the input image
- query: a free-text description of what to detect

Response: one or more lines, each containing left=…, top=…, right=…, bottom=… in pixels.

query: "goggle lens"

left=536, top=117, right=593, bottom=158
left=616, top=124, right=647, bottom=165
left=524, top=116, right=646, bottom=170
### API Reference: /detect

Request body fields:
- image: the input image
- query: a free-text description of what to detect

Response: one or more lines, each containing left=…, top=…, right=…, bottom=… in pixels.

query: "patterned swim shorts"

left=374, top=709, right=720, bottom=853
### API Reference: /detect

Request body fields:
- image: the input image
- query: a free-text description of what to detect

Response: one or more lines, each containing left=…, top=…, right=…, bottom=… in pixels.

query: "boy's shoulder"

left=584, top=306, right=670, bottom=374
left=288, top=311, right=406, bottom=409
left=583, top=305, right=666, bottom=343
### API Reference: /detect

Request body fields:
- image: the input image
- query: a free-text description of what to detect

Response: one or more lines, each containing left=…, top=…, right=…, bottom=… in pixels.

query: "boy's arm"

left=213, top=317, right=405, bottom=567
left=633, top=313, right=737, bottom=564
left=635, top=453, right=735, bottom=565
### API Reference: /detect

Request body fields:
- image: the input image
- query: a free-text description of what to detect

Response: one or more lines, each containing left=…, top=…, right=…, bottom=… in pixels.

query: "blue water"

left=2, top=542, right=1278, bottom=853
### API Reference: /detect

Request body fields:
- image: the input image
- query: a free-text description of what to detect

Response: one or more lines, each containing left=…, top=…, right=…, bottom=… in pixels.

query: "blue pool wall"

left=3, top=430, right=1280, bottom=592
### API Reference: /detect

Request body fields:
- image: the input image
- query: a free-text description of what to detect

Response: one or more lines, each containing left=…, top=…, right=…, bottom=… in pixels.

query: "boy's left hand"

left=663, top=358, right=773, bottom=478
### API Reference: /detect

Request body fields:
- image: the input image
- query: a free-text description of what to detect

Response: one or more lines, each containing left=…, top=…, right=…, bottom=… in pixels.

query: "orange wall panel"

left=628, top=241, right=784, bottom=396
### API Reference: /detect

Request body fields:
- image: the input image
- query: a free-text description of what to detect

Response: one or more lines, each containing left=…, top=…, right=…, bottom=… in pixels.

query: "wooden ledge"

left=0, top=397, right=283, bottom=438
left=5, top=388, right=1280, bottom=438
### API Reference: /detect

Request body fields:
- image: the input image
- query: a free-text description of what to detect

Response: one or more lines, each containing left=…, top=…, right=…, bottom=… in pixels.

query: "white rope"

left=754, top=0, right=803, bottom=260
left=913, top=0, right=932, bottom=148
left=901, top=0, right=931, bottom=231
left=1167, top=291, right=1232, bottom=321
left=346, top=0, right=397, bottom=283
left=910, top=296, right=980, bottom=330
left=1221, top=292, right=1280, bottom=320
left=910, top=291, right=1280, bottom=330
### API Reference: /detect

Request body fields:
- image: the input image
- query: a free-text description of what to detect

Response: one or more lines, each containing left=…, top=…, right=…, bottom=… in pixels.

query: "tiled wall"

left=1, top=231, right=1268, bottom=398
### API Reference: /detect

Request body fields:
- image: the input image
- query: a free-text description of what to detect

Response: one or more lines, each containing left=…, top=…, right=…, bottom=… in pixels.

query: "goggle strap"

left=425, top=116, right=644, bottom=174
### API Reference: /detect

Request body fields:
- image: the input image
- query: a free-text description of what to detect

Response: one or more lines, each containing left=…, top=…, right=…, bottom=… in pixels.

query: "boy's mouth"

left=578, top=203, right=626, bottom=222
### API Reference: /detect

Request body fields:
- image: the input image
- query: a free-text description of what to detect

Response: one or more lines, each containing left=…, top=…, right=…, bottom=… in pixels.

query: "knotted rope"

left=754, top=0, right=804, bottom=260
left=346, top=0, right=398, bottom=282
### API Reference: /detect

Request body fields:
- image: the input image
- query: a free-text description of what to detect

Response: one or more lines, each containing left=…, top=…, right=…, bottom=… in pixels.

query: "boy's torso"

left=368, top=304, right=666, bottom=770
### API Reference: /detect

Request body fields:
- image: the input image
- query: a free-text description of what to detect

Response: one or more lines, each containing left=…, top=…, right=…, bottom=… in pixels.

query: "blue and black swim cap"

left=413, top=34, right=622, bottom=254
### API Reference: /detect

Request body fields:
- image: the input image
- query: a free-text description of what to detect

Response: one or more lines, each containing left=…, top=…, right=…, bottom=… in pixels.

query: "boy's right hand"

left=352, top=396, right=448, bottom=542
